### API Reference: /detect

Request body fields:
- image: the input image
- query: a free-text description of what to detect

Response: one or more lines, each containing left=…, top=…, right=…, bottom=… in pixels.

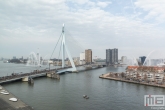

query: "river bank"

left=0, top=85, right=33, bottom=110
left=100, top=73, right=165, bottom=88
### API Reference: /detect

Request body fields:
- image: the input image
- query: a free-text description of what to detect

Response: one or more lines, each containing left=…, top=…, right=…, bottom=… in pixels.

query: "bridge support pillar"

left=22, top=76, right=29, bottom=82
left=46, top=72, right=60, bottom=79
left=98, top=65, right=103, bottom=68
left=85, top=65, right=92, bottom=70
left=72, top=70, right=79, bottom=73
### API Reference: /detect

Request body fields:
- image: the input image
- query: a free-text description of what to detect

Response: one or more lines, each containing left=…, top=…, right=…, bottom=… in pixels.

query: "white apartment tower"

left=80, top=52, right=85, bottom=65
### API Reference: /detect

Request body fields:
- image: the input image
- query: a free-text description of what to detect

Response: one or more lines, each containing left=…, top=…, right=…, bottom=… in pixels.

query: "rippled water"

left=1, top=61, right=165, bottom=110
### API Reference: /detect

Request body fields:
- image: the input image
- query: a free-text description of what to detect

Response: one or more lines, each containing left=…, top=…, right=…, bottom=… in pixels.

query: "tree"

left=115, top=73, right=118, bottom=77
left=121, top=72, right=125, bottom=78
left=144, top=73, right=147, bottom=82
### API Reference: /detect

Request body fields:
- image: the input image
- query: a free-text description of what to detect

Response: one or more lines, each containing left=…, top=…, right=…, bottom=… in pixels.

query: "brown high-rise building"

left=85, top=49, right=92, bottom=64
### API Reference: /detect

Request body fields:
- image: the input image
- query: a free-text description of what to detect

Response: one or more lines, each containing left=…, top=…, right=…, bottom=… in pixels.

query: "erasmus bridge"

left=55, top=24, right=77, bottom=74
left=0, top=24, right=105, bottom=84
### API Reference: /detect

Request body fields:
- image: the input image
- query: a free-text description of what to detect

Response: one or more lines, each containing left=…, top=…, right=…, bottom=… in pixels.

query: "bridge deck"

left=0, top=64, right=103, bottom=84
left=0, top=66, right=74, bottom=84
left=0, top=70, right=55, bottom=84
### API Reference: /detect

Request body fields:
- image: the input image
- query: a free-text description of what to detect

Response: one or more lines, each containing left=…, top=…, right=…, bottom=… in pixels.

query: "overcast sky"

left=0, top=0, right=165, bottom=59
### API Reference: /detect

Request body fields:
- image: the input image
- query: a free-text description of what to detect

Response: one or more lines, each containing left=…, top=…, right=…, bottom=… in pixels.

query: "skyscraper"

left=139, top=56, right=146, bottom=65
left=106, top=48, right=118, bottom=65
left=85, top=49, right=92, bottom=64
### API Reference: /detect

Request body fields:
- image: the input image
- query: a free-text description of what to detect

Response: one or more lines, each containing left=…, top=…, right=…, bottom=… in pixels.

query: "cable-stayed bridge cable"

left=50, top=33, right=62, bottom=59
left=56, top=36, right=63, bottom=69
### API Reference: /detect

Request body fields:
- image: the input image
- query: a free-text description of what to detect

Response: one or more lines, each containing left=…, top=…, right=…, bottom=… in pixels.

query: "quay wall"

left=0, top=85, right=33, bottom=110
left=99, top=73, right=165, bottom=88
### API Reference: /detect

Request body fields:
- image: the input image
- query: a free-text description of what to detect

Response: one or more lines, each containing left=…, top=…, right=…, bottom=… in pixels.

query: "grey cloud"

left=0, top=0, right=165, bottom=59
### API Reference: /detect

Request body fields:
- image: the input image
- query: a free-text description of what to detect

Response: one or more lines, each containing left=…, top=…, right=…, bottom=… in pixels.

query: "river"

left=0, top=61, right=164, bottom=110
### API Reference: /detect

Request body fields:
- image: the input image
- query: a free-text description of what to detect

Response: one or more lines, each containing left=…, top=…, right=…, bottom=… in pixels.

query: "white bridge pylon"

left=60, top=24, right=77, bottom=73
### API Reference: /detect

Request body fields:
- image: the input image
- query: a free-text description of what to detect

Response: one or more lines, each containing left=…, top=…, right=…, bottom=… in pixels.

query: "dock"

left=99, top=73, right=165, bottom=88
left=0, top=85, right=33, bottom=110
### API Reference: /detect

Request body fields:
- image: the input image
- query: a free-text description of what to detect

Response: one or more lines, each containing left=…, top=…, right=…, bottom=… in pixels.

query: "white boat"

left=9, top=98, right=18, bottom=102
left=1, top=90, right=6, bottom=92
left=1, top=91, right=9, bottom=95
left=83, top=95, right=89, bottom=99
left=1, top=90, right=9, bottom=95
left=83, top=95, right=87, bottom=98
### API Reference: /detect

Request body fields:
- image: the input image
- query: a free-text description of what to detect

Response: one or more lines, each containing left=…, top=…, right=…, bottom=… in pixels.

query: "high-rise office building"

left=85, top=49, right=92, bottom=64
left=139, top=56, right=146, bottom=65
left=106, top=48, right=118, bottom=65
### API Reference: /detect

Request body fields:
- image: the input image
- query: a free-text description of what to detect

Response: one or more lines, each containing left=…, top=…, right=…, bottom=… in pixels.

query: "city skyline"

left=1, top=0, right=165, bottom=59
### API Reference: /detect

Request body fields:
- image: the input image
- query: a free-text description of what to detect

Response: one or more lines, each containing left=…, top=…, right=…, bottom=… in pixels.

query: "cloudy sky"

left=0, top=0, right=165, bottom=59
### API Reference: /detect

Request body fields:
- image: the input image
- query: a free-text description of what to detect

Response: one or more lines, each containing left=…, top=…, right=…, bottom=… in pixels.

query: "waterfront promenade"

left=100, top=73, right=165, bottom=88
left=0, top=85, right=33, bottom=110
